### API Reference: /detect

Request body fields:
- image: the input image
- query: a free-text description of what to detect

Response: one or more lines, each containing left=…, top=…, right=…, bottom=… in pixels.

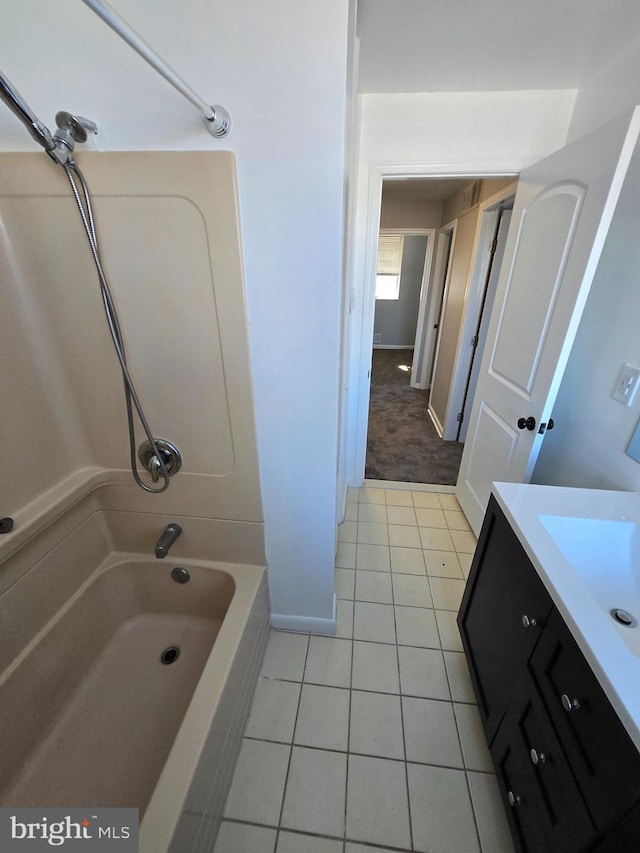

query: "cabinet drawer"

left=492, top=672, right=594, bottom=853
left=530, top=609, right=640, bottom=829
left=492, top=728, right=552, bottom=853
left=459, top=497, right=553, bottom=741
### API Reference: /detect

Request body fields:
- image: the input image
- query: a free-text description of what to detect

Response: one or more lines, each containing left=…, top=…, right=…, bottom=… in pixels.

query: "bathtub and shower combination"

left=3, top=551, right=240, bottom=813
left=0, top=45, right=269, bottom=852
left=0, top=478, right=270, bottom=851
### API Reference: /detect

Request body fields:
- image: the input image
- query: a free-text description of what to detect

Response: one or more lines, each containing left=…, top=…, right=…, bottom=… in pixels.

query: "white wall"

left=567, top=1, right=640, bottom=143
left=336, top=4, right=360, bottom=528
left=344, top=89, right=577, bottom=486
left=0, top=0, right=350, bottom=629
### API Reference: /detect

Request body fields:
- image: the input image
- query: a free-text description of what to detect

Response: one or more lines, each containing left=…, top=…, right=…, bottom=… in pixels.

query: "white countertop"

left=491, top=482, right=640, bottom=751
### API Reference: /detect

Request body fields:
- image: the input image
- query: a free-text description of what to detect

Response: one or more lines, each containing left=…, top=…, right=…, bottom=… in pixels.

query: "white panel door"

left=457, top=107, right=640, bottom=534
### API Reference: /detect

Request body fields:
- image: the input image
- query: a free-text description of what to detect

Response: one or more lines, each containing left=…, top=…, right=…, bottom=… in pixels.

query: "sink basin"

left=540, top=515, right=640, bottom=656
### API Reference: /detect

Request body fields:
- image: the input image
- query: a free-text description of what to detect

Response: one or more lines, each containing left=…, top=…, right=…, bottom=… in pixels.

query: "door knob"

left=517, top=416, right=536, bottom=431
left=508, top=791, right=522, bottom=807
left=522, top=614, right=538, bottom=629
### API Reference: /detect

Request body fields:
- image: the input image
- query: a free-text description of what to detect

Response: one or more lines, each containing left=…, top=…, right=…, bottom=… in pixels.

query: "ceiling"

left=357, top=0, right=640, bottom=94
left=382, top=178, right=470, bottom=203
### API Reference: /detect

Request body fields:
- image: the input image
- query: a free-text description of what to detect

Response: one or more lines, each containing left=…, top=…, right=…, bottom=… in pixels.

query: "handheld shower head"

left=0, top=70, right=55, bottom=152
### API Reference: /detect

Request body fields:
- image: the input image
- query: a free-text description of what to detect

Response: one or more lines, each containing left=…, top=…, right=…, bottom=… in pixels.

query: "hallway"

left=366, top=349, right=464, bottom=485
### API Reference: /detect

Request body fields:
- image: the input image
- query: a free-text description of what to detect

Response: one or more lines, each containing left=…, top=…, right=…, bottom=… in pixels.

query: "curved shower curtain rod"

left=81, top=0, right=231, bottom=138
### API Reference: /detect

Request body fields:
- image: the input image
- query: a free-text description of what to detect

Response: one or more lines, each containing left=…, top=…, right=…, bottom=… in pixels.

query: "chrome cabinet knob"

left=561, top=694, right=581, bottom=712
left=530, top=748, right=546, bottom=765
left=522, top=614, right=538, bottom=628
left=508, top=791, right=522, bottom=807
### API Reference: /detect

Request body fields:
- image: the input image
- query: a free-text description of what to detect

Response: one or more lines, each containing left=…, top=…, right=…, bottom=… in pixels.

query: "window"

left=375, top=233, right=404, bottom=300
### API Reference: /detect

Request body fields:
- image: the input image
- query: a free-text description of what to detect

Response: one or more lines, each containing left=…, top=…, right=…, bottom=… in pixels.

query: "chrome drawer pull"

left=508, top=791, right=522, bottom=807
left=561, top=694, right=581, bottom=712
left=522, top=614, right=538, bottom=628
left=530, top=748, right=546, bottom=765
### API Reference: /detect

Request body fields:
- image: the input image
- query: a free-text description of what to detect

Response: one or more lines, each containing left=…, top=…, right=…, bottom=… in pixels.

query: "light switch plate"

left=626, top=417, right=640, bottom=463
left=612, top=363, right=640, bottom=406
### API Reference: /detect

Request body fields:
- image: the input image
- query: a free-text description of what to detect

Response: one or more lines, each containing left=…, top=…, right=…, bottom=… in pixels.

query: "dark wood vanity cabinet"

left=458, top=499, right=553, bottom=742
left=491, top=670, right=595, bottom=852
left=530, top=609, right=640, bottom=830
left=458, top=496, right=640, bottom=853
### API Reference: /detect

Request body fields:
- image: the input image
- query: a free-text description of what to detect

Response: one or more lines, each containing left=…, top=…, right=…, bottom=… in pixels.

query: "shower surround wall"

left=0, top=151, right=265, bottom=565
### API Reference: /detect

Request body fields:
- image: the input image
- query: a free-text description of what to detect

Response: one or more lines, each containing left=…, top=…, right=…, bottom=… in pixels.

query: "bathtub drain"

left=160, top=645, right=181, bottom=665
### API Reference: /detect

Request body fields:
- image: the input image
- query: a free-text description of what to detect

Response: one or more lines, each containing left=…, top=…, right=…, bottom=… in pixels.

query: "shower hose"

left=63, top=160, right=170, bottom=493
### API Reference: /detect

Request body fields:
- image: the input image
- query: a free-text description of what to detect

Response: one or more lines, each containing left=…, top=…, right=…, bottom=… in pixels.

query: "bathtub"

left=0, top=482, right=270, bottom=852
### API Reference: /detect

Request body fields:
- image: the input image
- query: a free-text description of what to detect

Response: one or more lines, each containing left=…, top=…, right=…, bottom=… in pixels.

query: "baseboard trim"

left=364, top=479, right=456, bottom=494
left=427, top=404, right=444, bottom=437
left=271, top=594, right=337, bottom=635
left=373, top=344, right=415, bottom=350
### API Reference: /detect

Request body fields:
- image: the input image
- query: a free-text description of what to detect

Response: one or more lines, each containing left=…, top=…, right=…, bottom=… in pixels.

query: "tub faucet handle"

left=149, top=454, right=162, bottom=483
left=155, top=523, right=182, bottom=559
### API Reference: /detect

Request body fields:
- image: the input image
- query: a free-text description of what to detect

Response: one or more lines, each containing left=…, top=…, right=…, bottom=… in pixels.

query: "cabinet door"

left=530, top=609, right=640, bottom=830
left=492, top=672, right=594, bottom=853
left=589, top=799, right=640, bottom=853
left=492, top=708, right=552, bottom=853
left=458, top=497, right=553, bottom=741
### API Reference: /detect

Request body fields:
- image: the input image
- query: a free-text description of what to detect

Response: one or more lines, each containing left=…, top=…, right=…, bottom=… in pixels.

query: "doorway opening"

left=364, top=176, right=516, bottom=486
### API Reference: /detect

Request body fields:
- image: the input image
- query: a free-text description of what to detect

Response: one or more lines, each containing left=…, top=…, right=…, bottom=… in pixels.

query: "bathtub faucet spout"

left=155, top=523, right=182, bottom=559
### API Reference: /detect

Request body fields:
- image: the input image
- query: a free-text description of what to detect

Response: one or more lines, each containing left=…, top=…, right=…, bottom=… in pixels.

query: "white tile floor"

left=215, top=486, right=515, bottom=853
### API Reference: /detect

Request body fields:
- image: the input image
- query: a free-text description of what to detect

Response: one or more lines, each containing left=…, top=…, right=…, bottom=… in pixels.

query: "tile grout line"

left=440, top=621, right=485, bottom=853
left=448, top=661, right=486, bottom=851
left=390, top=551, right=415, bottom=853
left=265, top=636, right=478, bottom=705
left=344, top=592, right=356, bottom=849
left=222, top=815, right=393, bottom=850
left=465, top=767, right=486, bottom=853
left=273, top=632, right=310, bottom=849
left=242, top=731, right=494, bottom=775
left=254, top=679, right=478, bottom=705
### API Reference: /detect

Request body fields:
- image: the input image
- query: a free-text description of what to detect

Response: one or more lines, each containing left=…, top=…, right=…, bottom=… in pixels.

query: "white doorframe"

left=459, top=205, right=513, bottom=444
left=349, top=162, right=519, bottom=486
left=427, top=219, right=458, bottom=437
left=418, top=224, right=455, bottom=390
left=408, top=228, right=436, bottom=388
left=439, top=182, right=518, bottom=440
left=371, top=226, right=436, bottom=385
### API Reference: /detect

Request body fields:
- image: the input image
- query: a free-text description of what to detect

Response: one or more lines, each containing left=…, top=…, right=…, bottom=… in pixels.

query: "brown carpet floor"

left=365, top=348, right=464, bottom=485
